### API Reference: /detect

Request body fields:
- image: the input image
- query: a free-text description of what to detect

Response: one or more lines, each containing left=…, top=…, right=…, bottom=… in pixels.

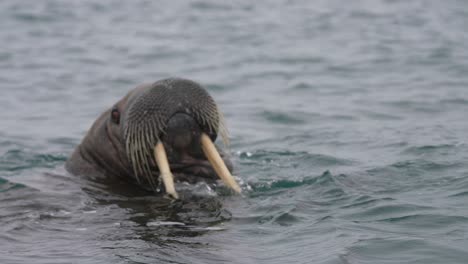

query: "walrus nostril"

left=164, top=113, right=201, bottom=150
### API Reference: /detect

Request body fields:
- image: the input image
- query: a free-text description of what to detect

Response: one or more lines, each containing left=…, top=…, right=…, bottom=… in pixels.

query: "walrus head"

left=67, top=78, right=240, bottom=198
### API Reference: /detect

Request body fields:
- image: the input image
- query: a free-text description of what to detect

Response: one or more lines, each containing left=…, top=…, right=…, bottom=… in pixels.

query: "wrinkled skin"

left=66, top=78, right=232, bottom=192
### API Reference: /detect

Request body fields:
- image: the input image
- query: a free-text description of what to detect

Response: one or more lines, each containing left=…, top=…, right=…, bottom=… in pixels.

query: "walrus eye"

left=111, top=108, right=120, bottom=124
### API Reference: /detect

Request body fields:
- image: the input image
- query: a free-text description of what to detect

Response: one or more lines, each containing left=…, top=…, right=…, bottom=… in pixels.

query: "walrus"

left=66, top=78, right=241, bottom=199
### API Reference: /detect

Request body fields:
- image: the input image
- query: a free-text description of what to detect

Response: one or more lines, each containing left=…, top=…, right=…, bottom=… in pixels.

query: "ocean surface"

left=1, top=0, right=468, bottom=263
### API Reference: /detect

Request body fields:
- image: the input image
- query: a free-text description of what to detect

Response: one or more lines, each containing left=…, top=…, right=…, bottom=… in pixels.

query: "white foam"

left=146, top=221, right=186, bottom=227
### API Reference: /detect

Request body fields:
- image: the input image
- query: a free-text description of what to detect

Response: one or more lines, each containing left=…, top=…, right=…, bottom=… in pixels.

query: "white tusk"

left=154, top=142, right=179, bottom=199
left=200, top=133, right=241, bottom=194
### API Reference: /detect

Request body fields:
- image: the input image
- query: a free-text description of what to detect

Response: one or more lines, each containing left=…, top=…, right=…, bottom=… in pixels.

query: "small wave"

left=382, top=100, right=444, bottom=114
left=366, top=159, right=460, bottom=185
left=277, top=56, right=324, bottom=65
left=359, top=110, right=402, bottom=120
left=190, top=1, right=233, bottom=11
left=0, top=149, right=66, bottom=173
left=343, top=203, right=435, bottom=222
left=340, top=196, right=395, bottom=209
left=391, top=159, right=459, bottom=172
left=237, top=149, right=354, bottom=167
left=256, top=211, right=302, bottom=227
left=11, top=4, right=76, bottom=24
left=448, top=190, right=468, bottom=198
left=260, top=110, right=306, bottom=125
left=376, top=214, right=468, bottom=227
left=403, top=144, right=457, bottom=156
left=289, top=82, right=315, bottom=91
left=205, top=83, right=229, bottom=92
left=0, top=177, right=26, bottom=193
left=440, top=98, right=468, bottom=106
left=250, top=170, right=339, bottom=193
left=13, top=13, right=56, bottom=23
left=341, top=237, right=468, bottom=264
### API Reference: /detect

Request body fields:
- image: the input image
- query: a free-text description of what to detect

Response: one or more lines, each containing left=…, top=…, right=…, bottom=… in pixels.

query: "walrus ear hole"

left=111, top=108, right=120, bottom=125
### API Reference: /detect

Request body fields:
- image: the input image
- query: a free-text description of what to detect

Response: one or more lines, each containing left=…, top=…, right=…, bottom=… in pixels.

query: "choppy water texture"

left=1, top=0, right=468, bottom=263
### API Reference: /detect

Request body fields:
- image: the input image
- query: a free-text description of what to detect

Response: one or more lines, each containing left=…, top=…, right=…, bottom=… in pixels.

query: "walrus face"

left=72, top=78, right=240, bottom=199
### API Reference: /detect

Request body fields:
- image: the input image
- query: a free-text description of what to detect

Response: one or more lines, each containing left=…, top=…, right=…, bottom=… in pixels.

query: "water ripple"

left=0, top=149, right=66, bottom=172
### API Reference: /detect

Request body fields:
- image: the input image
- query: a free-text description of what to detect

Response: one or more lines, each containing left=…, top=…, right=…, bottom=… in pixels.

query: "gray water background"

left=1, top=0, right=468, bottom=263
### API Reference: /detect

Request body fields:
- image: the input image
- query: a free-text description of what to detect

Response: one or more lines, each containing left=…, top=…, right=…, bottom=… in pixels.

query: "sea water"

left=1, top=1, right=468, bottom=263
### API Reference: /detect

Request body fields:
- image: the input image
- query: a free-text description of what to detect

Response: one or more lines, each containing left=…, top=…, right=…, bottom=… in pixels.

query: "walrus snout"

left=164, top=113, right=201, bottom=151
left=154, top=122, right=240, bottom=198
left=161, top=113, right=235, bottom=187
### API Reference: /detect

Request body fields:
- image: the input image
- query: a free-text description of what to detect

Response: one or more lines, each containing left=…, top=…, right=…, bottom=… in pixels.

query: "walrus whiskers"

left=154, top=142, right=179, bottom=199
left=126, top=126, right=142, bottom=184
left=200, top=133, right=241, bottom=193
left=126, top=111, right=232, bottom=193
left=126, top=120, right=160, bottom=190
left=215, top=107, right=230, bottom=147
left=121, top=79, right=235, bottom=195
left=140, top=124, right=158, bottom=190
